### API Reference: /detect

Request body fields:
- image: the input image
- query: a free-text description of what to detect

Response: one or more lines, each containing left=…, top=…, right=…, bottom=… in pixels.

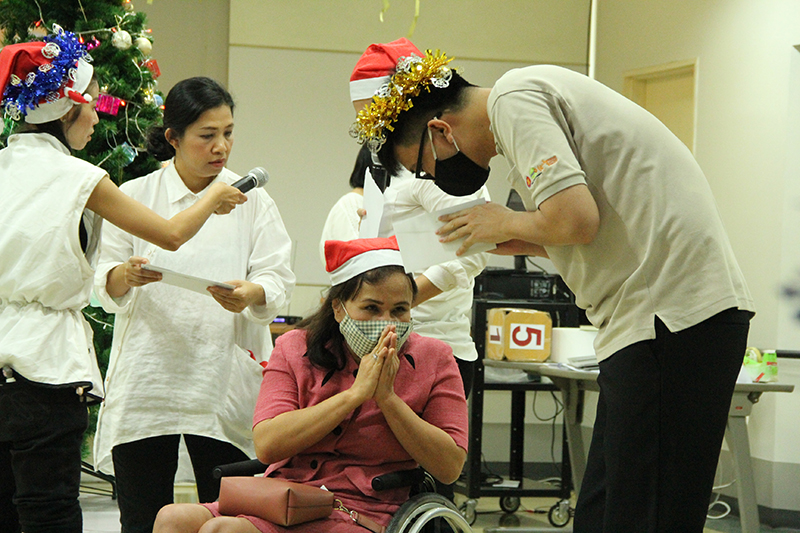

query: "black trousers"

left=456, top=358, right=476, bottom=400
left=572, top=308, right=752, bottom=533
left=0, top=378, right=88, bottom=533
left=112, top=433, right=249, bottom=533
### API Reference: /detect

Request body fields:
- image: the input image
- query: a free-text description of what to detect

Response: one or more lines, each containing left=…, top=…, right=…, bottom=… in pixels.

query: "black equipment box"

left=474, top=268, right=575, bottom=303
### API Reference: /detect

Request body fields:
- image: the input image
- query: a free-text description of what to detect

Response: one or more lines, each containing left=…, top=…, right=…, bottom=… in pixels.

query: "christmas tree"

left=0, top=0, right=165, bottom=460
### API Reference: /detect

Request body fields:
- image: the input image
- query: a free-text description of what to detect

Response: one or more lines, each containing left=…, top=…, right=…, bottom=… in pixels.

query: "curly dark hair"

left=375, top=71, right=475, bottom=177
left=297, top=265, right=417, bottom=373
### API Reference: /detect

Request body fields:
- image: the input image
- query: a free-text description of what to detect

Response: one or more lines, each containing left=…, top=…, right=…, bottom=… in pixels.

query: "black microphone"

left=232, top=167, right=269, bottom=193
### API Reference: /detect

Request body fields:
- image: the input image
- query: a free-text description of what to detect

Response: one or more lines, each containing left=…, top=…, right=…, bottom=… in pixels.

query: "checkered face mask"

left=339, top=308, right=413, bottom=360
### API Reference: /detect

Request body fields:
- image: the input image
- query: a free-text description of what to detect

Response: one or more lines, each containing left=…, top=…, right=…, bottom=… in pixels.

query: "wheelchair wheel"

left=387, top=493, right=473, bottom=533
left=547, top=499, right=572, bottom=527
left=499, top=495, right=520, bottom=513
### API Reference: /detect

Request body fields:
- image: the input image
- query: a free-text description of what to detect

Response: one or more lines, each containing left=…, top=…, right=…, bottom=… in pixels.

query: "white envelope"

left=393, top=198, right=496, bottom=273
left=141, top=264, right=234, bottom=296
left=358, top=168, right=385, bottom=238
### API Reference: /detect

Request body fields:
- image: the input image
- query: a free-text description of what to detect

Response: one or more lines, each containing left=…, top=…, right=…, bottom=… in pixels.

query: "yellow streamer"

left=380, top=0, right=390, bottom=22
left=378, top=0, right=421, bottom=38
left=407, top=0, right=419, bottom=38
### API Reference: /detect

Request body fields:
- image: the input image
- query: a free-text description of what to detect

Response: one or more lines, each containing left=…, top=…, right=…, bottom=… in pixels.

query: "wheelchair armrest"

left=212, top=458, right=268, bottom=479
left=371, top=468, right=426, bottom=491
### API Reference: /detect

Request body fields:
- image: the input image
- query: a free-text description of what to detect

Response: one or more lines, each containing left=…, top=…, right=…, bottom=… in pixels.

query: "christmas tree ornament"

left=154, top=94, right=163, bottom=107
left=123, top=0, right=135, bottom=12
left=95, top=94, right=123, bottom=116
left=86, top=37, right=101, bottom=51
left=111, top=29, right=132, bottom=50
left=134, top=37, right=152, bottom=56
left=143, top=58, right=161, bottom=78
left=118, top=142, right=137, bottom=166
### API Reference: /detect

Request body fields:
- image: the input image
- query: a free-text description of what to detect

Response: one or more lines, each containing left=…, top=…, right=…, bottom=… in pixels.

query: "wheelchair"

left=213, top=459, right=474, bottom=533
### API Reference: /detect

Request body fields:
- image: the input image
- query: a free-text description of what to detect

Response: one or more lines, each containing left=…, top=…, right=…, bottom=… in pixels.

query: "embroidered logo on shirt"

left=525, top=156, right=559, bottom=188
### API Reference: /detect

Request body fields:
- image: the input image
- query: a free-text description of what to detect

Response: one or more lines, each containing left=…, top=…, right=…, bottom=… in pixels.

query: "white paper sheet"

left=358, top=169, right=385, bottom=238
left=141, top=264, right=234, bottom=296
left=393, top=198, right=496, bottom=273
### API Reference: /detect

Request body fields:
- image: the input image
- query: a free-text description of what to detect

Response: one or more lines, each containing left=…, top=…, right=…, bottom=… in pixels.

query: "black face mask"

left=415, top=127, right=490, bottom=197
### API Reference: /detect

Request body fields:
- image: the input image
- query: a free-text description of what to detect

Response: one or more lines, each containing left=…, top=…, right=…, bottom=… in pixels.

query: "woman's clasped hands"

left=350, top=324, right=400, bottom=406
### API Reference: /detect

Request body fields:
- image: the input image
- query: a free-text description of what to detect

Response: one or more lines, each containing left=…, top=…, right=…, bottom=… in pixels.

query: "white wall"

left=137, top=0, right=229, bottom=94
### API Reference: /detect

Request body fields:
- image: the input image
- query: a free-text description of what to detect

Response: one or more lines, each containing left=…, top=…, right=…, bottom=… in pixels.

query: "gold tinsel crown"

left=350, top=50, right=454, bottom=153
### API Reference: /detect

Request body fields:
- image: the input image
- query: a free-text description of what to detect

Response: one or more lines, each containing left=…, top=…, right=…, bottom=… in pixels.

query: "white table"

left=483, top=359, right=794, bottom=533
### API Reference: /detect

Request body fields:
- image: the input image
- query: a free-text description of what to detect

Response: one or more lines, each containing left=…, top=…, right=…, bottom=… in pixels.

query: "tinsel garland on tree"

left=0, top=0, right=164, bottom=460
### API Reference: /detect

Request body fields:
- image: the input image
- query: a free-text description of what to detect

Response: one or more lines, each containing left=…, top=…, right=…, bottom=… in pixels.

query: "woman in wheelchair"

left=154, top=237, right=469, bottom=533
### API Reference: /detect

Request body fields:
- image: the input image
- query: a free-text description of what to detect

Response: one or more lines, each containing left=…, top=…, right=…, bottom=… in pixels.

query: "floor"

left=79, top=482, right=797, bottom=533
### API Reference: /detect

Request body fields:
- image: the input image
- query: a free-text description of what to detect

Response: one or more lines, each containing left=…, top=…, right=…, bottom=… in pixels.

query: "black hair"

left=296, top=265, right=418, bottom=373
left=376, top=71, right=475, bottom=177
left=23, top=118, right=71, bottom=150
left=349, top=144, right=372, bottom=189
left=145, top=77, right=235, bottom=161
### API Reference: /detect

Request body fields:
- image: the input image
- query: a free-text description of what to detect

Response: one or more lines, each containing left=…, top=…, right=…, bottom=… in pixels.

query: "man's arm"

left=438, top=184, right=599, bottom=255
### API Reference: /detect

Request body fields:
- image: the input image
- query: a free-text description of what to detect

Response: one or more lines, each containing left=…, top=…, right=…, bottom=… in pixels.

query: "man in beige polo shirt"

left=352, top=49, right=754, bottom=533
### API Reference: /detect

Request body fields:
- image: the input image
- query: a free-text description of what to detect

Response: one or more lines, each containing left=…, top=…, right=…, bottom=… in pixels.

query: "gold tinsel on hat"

left=350, top=50, right=454, bottom=153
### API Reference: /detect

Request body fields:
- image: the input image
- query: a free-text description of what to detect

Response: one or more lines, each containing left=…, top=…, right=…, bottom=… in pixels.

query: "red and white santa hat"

left=0, top=25, right=94, bottom=124
left=349, top=38, right=422, bottom=102
left=324, top=236, right=405, bottom=286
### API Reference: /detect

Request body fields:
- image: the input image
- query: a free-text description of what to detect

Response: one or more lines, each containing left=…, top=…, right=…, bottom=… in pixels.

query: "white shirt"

left=0, top=133, right=107, bottom=397
left=319, top=170, right=489, bottom=361
left=488, top=65, right=754, bottom=360
left=92, top=163, right=295, bottom=473
left=318, top=191, right=363, bottom=264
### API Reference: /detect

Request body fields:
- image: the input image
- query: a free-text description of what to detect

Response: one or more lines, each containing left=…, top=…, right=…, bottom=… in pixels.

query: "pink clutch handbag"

left=218, top=476, right=334, bottom=526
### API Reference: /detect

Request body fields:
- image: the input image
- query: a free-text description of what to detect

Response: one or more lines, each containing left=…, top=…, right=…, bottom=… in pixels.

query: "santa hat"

left=0, top=25, right=94, bottom=124
left=325, top=237, right=405, bottom=286
left=349, top=38, right=422, bottom=102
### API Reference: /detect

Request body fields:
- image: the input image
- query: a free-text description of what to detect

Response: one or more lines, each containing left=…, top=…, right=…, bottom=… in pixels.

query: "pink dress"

left=204, top=328, right=469, bottom=532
